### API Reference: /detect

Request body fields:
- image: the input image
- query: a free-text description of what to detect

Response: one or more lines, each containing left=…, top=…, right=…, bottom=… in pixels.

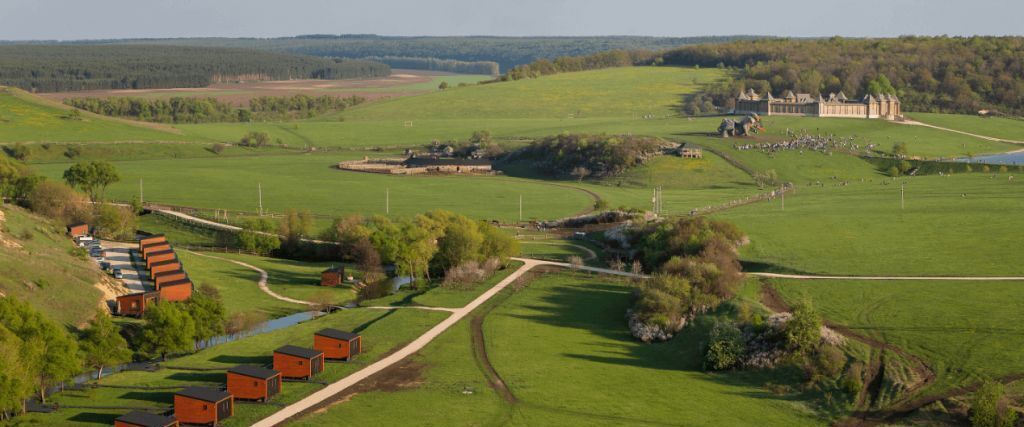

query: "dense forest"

left=661, top=36, right=1024, bottom=115
left=68, top=35, right=763, bottom=72
left=362, top=56, right=499, bottom=75
left=0, top=45, right=390, bottom=92
left=64, top=94, right=366, bottom=123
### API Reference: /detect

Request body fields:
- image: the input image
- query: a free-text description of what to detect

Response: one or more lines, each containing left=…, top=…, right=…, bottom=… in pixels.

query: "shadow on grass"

left=211, top=354, right=271, bottom=365
left=68, top=412, right=118, bottom=424
left=119, top=390, right=173, bottom=404
left=167, top=371, right=225, bottom=383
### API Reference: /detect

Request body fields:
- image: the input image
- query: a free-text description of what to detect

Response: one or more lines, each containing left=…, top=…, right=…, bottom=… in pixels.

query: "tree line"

left=0, top=44, right=390, bottom=93
left=70, top=35, right=761, bottom=72
left=362, top=56, right=499, bottom=75
left=64, top=94, right=366, bottom=123
left=662, top=36, right=1024, bottom=115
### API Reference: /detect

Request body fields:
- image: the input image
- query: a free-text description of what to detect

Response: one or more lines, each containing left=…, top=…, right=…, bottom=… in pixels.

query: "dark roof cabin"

left=150, top=260, right=183, bottom=280
left=227, top=365, right=282, bottom=402
left=173, top=387, right=232, bottom=426
left=114, top=411, right=178, bottom=427
left=142, top=242, right=172, bottom=259
left=67, top=223, right=90, bottom=238
left=115, top=291, right=160, bottom=317
left=158, top=278, right=193, bottom=302
left=314, top=328, right=362, bottom=361
left=320, top=266, right=345, bottom=287
left=273, top=345, right=325, bottom=379
left=138, top=234, right=166, bottom=251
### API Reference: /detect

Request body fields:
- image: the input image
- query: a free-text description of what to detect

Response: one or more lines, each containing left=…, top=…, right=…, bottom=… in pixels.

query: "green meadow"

left=0, top=87, right=187, bottom=143
left=909, top=111, right=1024, bottom=142
left=716, top=173, right=1024, bottom=276
left=773, top=278, right=1024, bottom=395
left=294, top=272, right=821, bottom=426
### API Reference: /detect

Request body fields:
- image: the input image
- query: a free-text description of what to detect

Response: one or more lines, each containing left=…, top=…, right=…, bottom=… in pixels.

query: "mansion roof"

left=739, top=88, right=898, bottom=104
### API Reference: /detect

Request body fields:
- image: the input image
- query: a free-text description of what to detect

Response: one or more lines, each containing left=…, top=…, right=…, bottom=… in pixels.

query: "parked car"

left=99, top=261, right=111, bottom=271
left=113, top=268, right=123, bottom=279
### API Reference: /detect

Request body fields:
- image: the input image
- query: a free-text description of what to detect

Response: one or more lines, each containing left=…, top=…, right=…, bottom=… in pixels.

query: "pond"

left=958, top=150, right=1024, bottom=164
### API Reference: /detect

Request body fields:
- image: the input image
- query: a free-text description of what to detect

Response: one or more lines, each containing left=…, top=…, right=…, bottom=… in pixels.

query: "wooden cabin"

left=138, top=234, right=166, bottom=251
left=158, top=278, right=193, bottom=302
left=173, top=387, right=232, bottom=426
left=113, top=411, right=178, bottom=427
left=273, top=345, right=325, bottom=379
left=226, top=365, right=282, bottom=402
left=115, top=291, right=160, bottom=317
left=146, top=251, right=177, bottom=269
left=154, top=270, right=188, bottom=290
left=314, top=328, right=362, bottom=361
left=141, top=242, right=172, bottom=259
left=67, top=223, right=90, bottom=238
left=320, top=266, right=345, bottom=287
left=150, top=260, right=183, bottom=280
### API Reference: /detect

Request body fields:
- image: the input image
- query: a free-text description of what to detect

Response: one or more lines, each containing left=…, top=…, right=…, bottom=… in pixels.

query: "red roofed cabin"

left=314, top=328, right=362, bottom=361
left=67, top=223, right=90, bottom=238
left=320, top=266, right=345, bottom=287
left=146, top=251, right=177, bottom=269
left=158, top=278, right=193, bottom=302
left=142, top=242, right=172, bottom=259
left=154, top=270, right=188, bottom=290
left=116, top=291, right=160, bottom=317
left=138, top=234, right=166, bottom=251
left=273, top=345, right=324, bottom=379
left=226, top=365, right=282, bottom=402
left=114, top=411, right=178, bottom=427
left=173, top=387, right=232, bottom=426
left=150, top=260, right=182, bottom=280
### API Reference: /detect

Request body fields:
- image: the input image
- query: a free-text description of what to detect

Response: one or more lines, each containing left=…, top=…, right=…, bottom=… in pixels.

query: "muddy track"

left=469, top=293, right=518, bottom=404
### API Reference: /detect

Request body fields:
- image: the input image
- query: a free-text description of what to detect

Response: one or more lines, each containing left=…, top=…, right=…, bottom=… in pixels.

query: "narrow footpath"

left=183, top=250, right=317, bottom=307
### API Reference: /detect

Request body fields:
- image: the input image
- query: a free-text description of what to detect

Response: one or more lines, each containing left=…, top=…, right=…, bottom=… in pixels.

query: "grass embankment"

left=773, top=279, right=1024, bottom=397
left=21, top=308, right=447, bottom=426
left=293, top=271, right=823, bottom=426
left=174, top=251, right=304, bottom=318
left=909, top=112, right=1024, bottom=142
left=208, top=252, right=358, bottom=306
left=716, top=174, right=1024, bottom=276
left=0, top=205, right=106, bottom=327
left=0, top=87, right=186, bottom=143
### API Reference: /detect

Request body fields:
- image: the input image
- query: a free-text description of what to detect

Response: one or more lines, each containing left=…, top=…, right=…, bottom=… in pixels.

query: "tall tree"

left=186, top=286, right=226, bottom=350
left=79, top=309, right=132, bottom=381
left=0, top=325, right=30, bottom=418
left=140, top=302, right=196, bottom=360
left=62, top=161, right=120, bottom=201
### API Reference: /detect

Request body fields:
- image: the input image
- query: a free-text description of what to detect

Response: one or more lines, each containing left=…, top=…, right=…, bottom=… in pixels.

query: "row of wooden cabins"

left=112, top=328, right=362, bottom=426
left=115, top=234, right=194, bottom=317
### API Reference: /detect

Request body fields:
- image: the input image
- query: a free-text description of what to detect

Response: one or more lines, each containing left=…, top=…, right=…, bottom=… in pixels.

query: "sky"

left=1, top=0, right=1023, bottom=40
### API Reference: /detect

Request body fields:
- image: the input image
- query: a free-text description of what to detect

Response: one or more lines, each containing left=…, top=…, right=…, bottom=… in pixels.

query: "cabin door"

left=267, top=376, right=280, bottom=397
left=217, top=399, right=231, bottom=420
left=311, top=356, right=323, bottom=375
left=350, top=339, right=360, bottom=355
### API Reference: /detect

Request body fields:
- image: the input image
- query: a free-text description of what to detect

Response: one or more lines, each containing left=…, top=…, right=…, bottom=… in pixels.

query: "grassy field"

left=715, top=173, right=1024, bottom=276
left=296, top=271, right=822, bottom=426
left=0, top=87, right=186, bottom=143
left=909, top=112, right=1024, bottom=142
left=772, top=278, right=1024, bottom=396
left=175, top=250, right=304, bottom=318
left=0, top=205, right=106, bottom=327
left=18, top=307, right=447, bottom=427
left=209, top=252, right=358, bottom=306
left=34, top=152, right=597, bottom=223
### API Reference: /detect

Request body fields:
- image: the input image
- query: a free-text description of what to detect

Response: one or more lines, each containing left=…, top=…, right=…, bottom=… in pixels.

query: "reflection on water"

left=958, top=151, right=1024, bottom=164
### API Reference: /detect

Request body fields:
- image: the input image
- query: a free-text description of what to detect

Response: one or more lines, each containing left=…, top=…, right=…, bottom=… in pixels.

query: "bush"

left=210, top=143, right=226, bottom=154
left=971, top=381, right=1019, bottom=427
left=357, top=280, right=392, bottom=302
left=840, top=362, right=865, bottom=395
left=887, top=166, right=900, bottom=177
left=814, top=345, right=847, bottom=378
left=785, top=300, right=823, bottom=355
left=704, top=321, right=745, bottom=370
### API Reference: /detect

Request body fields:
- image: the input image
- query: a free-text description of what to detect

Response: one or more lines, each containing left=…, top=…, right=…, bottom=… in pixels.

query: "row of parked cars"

left=75, top=234, right=122, bottom=279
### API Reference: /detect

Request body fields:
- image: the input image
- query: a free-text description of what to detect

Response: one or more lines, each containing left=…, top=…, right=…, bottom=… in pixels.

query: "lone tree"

left=63, top=160, right=120, bottom=201
left=140, top=302, right=196, bottom=360
left=571, top=166, right=592, bottom=183
left=80, top=309, right=131, bottom=381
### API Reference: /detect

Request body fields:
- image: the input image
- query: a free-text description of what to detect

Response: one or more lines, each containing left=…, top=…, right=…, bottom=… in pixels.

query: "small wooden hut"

left=314, top=328, right=362, bottom=361
left=273, top=345, right=325, bottom=379
left=173, top=387, right=232, bottom=426
left=226, top=365, right=282, bottom=402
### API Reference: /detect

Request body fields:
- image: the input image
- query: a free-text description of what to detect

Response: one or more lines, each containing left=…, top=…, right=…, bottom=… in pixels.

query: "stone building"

left=735, top=89, right=901, bottom=120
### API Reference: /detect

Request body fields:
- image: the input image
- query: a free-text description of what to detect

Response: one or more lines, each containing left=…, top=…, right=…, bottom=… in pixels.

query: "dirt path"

left=899, top=119, right=1024, bottom=145
left=183, top=250, right=316, bottom=307
left=518, top=240, right=598, bottom=261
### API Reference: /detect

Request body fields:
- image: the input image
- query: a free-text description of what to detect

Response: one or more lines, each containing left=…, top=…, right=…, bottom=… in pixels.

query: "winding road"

left=183, top=250, right=317, bottom=307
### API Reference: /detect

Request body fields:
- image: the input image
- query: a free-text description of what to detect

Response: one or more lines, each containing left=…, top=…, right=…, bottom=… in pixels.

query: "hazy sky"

left=1, top=0, right=1022, bottom=40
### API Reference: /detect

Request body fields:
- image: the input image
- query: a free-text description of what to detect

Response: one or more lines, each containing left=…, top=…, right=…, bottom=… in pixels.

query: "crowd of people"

left=732, top=129, right=875, bottom=156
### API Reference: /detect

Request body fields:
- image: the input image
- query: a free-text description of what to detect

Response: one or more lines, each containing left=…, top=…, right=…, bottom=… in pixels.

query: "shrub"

left=971, top=381, right=1018, bottom=427
left=814, top=345, right=847, bottom=378
left=704, top=321, right=745, bottom=370
left=357, top=280, right=392, bottom=302
left=785, top=300, right=822, bottom=355
left=840, top=362, right=865, bottom=395
left=887, top=166, right=900, bottom=177
left=210, top=143, right=226, bottom=154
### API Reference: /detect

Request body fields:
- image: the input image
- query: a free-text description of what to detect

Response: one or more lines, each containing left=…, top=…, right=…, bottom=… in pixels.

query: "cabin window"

left=253, top=381, right=259, bottom=386
left=203, top=404, right=208, bottom=410
left=298, top=360, right=304, bottom=365
left=339, top=343, right=343, bottom=348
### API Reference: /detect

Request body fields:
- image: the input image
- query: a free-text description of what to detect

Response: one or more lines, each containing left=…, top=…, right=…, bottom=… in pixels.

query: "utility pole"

left=781, top=185, right=785, bottom=211
left=519, top=194, right=523, bottom=222
left=258, top=183, right=263, bottom=216
left=901, top=182, right=905, bottom=210
left=386, top=188, right=390, bottom=215
left=139, top=179, right=143, bottom=205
